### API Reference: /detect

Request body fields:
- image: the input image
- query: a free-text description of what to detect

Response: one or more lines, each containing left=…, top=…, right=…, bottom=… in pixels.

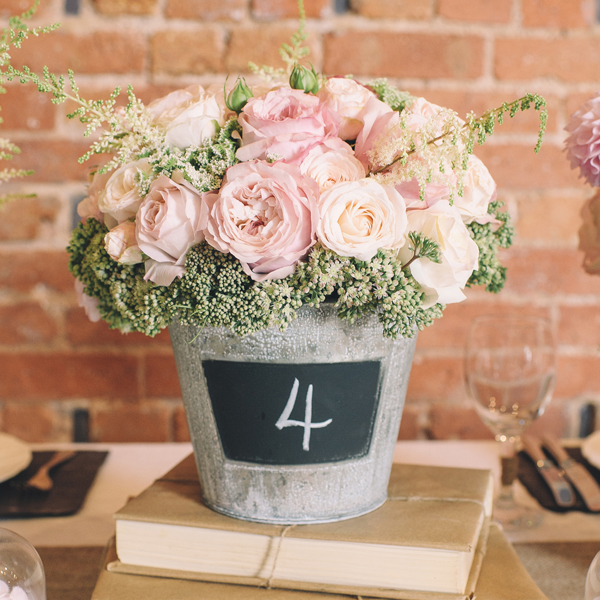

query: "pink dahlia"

left=565, top=93, right=600, bottom=187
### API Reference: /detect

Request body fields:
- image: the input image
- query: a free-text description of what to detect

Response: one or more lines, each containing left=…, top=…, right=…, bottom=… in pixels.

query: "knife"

left=521, top=435, right=576, bottom=508
left=542, top=435, right=600, bottom=512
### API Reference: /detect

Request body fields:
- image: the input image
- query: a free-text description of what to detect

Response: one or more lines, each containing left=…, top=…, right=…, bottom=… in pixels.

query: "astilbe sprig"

left=370, top=93, right=548, bottom=202
left=0, top=1, right=54, bottom=199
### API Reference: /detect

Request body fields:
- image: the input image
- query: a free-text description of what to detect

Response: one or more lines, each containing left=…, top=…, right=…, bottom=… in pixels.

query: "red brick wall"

left=0, top=0, right=597, bottom=442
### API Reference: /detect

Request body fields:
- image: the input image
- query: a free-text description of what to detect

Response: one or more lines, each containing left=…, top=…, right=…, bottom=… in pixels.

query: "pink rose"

left=236, top=87, right=340, bottom=164
left=317, top=77, right=376, bottom=140
left=579, top=191, right=600, bottom=275
left=104, top=221, right=143, bottom=264
left=353, top=96, right=400, bottom=171
left=405, top=97, right=450, bottom=132
left=317, top=178, right=408, bottom=261
left=395, top=177, right=452, bottom=210
left=135, top=174, right=205, bottom=286
left=299, top=138, right=366, bottom=192
left=74, top=279, right=101, bottom=322
left=202, top=161, right=319, bottom=281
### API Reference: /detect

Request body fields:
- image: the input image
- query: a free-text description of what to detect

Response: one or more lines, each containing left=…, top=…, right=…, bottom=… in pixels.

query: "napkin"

left=0, top=451, right=108, bottom=518
left=518, top=446, right=600, bottom=513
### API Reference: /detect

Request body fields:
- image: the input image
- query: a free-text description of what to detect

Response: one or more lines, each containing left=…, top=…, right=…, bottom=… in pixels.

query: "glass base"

left=494, top=497, right=543, bottom=531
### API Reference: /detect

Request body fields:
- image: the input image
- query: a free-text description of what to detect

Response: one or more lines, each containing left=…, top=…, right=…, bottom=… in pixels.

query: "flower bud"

left=225, top=77, right=253, bottom=113
left=289, top=64, right=319, bottom=95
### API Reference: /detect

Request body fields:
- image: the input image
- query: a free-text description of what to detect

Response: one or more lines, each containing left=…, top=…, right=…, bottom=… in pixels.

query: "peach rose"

left=77, top=167, right=112, bottom=224
left=104, top=221, right=143, bottom=264
left=98, top=159, right=152, bottom=223
left=136, top=174, right=205, bottom=286
left=236, top=86, right=340, bottom=164
left=147, top=84, right=225, bottom=149
left=299, top=139, right=366, bottom=192
left=201, top=161, right=319, bottom=281
left=317, top=77, right=376, bottom=140
left=317, top=178, right=408, bottom=261
left=579, top=191, right=600, bottom=275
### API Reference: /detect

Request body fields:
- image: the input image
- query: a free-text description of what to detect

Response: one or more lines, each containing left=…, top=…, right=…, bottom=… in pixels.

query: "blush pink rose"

left=395, top=177, right=453, bottom=210
left=353, top=96, right=400, bottom=171
left=136, top=174, right=205, bottom=286
left=300, top=138, right=366, bottom=192
left=201, top=160, right=319, bottom=281
left=317, top=77, right=376, bottom=140
left=579, top=191, right=600, bottom=275
left=236, top=87, right=340, bottom=164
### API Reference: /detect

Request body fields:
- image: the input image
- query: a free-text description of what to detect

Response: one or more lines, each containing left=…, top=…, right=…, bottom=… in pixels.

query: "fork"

left=24, top=450, right=77, bottom=491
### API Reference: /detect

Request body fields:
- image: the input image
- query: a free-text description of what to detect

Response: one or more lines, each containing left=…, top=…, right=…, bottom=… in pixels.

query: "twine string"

left=264, top=524, right=295, bottom=589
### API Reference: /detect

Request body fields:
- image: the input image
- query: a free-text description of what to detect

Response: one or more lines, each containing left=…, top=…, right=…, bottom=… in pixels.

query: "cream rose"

left=136, top=174, right=205, bottom=286
left=399, top=201, right=479, bottom=308
left=97, top=159, right=152, bottom=223
left=579, top=191, right=600, bottom=275
left=317, top=77, right=376, bottom=140
left=317, top=178, right=408, bottom=261
left=456, top=155, right=498, bottom=225
left=104, top=221, right=143, bottom=264
left=77, top=167, right=112, bottom=224
left=147, top=84, right=225, bottom=149
left=300, top=139, right=366, bottom=192
left=201, top=160, right=319, bottom=281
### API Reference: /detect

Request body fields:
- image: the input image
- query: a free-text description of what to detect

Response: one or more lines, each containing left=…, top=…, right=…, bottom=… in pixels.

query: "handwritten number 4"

left=275, top=378, right=332, bottom=451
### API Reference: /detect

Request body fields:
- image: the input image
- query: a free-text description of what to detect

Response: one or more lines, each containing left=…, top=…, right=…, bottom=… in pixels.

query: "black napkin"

left=0, top=451, right=108, bottom=518
left=518, top=446, right=600, bottom=513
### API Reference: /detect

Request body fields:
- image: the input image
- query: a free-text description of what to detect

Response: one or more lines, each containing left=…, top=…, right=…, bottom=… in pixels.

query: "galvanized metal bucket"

left=169, top=304, right=417, bottom=524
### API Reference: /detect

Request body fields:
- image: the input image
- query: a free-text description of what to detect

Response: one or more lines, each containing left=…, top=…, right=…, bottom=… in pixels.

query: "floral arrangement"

left=565, top=93, right=600, bottom=276
left=3, top=3, right=547, bottom=338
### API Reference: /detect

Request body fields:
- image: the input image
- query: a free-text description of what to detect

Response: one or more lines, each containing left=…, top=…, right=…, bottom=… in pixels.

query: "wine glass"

left=465, top=315, right=556, bottom=530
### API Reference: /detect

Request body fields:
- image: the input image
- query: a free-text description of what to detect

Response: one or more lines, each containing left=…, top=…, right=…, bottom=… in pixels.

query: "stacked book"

left=91, top=455, right=549, bottom=600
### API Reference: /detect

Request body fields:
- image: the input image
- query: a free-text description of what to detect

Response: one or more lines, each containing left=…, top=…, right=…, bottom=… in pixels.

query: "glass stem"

left=497, top=437, right=520, bottom=508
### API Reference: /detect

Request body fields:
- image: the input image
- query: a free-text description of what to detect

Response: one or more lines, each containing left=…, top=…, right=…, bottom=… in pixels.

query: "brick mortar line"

left=41, top=12, right=600, bottom=38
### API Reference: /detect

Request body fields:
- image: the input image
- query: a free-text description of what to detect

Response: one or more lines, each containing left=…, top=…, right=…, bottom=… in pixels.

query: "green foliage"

left=466, top=200, right=514, bottom=293
left=402, top=232, right=442, bottom=272
left=67, top=220, right=443, bottom=339
left=0, top=1, right=54, bottom=200
left=367, top=79, right=414, bottom=113
left=147, top=118, right=242, bottom=192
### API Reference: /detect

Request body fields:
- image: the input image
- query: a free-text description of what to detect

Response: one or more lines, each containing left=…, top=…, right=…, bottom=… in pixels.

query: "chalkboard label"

left=202, top=360, right=383, bottom=465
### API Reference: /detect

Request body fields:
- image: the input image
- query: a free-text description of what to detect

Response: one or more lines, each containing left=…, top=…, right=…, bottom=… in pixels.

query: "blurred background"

left=0, top=0, right=598, bottom=443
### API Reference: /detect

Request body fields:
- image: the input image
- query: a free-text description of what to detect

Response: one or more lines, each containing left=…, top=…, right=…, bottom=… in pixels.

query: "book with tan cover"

left=95, top=524, right=549, bottom=600
left=110, top=455, right=493, bottom=599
